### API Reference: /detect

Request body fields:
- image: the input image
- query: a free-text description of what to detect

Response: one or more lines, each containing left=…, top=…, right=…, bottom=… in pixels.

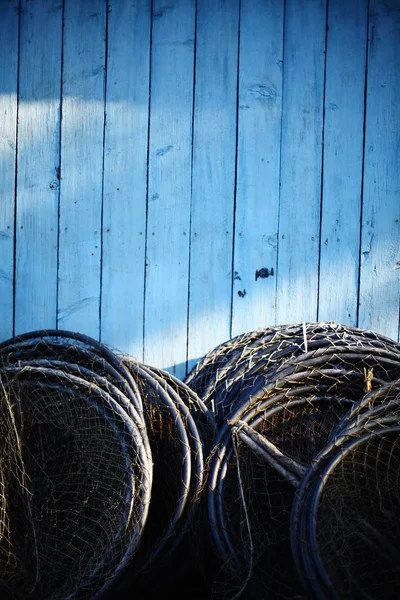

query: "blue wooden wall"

left=0, top=0, right=399, bottom=379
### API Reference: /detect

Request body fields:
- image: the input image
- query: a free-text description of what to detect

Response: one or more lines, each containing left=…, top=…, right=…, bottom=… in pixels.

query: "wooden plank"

left=231, top=0, right=284, bottom=336
left=14, top=0, right=62, bottom=335
left=276, top=0, right=327, bottom=325
left=101, top=0, right=151, bottom=359
left=0, top=0, right=18, bottom=341
left=359, top=0, right=400, bottom=340
left=144, top=0, right=195, bottom=379
left=187, top=0, right=239, bottom=371
left=318, top=0, right=368, bottom=326
left=58, top=0, right=106, bottom=337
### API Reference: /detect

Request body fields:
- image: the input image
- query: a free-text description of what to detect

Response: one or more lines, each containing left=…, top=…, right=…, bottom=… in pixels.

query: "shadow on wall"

left=164, top=360, right=201, bottom=379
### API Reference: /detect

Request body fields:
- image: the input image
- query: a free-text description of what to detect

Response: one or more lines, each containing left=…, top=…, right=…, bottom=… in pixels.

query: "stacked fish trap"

left=118, top=361, right=213, bottom=592
left=291, top=378, right=400, bottom=600
left=186, top=323, right=400, bottom=599
left=1, top=322, right=400, bottom=599
left=0, top=330, right=210, bottom=600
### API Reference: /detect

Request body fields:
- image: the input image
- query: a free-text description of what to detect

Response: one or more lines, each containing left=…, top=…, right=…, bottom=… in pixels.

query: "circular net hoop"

left=118, top=361, right=213, bottom=587
left=206, top=370, right=366, bottom=599
left=187, top=324, right=400, bottom=599
left=185, top=325, right=284, bottom=396
left=0, top=331, right=153, bottom=600
left=185, top=322, right=400, bottom=425
left=144, top=365, right=216, bottom=445
left=0, top=330, right=144, bottom=419
left=291, top=389, right=400, bottom=600
left=329, top=378, right=400, bottom=441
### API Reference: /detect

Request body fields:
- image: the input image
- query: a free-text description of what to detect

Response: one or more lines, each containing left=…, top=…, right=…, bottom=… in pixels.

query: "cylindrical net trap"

left=291, top=380, right=400, bottom=600
left=186, top=322, right=400, bottom=425
left=186, top=323, right=400, bottom=599
left=0, top=331, right=153, bottom=600
left=113, top=361, right=213, bottom=596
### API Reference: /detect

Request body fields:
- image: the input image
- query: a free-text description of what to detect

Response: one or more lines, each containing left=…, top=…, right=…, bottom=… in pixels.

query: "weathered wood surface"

left=318, top=0, right=368, bottom=326
left=58, top=0, right=106, bottom=338
left=276, top=0, right=327, bottom=325
left=187, top=0, right=239, bottom=373
left=15, top=0, right=62, bottom=334
left=231, top=0, right=283, bottom=337
left=101, top=0, right=151, bottom=360
left=358, top=0, right=400, bottom=341
left=0, top=0, right=18, bottom=341
left=0, top=0, right=398, bottom=377
left=144, top=0, right=195, bottom=378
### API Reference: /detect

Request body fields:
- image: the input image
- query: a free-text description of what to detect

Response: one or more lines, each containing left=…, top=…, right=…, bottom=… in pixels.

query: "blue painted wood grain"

left=58, top=0, right=106, bottom=337
left=318, top=0, right=368, bottom=326
left=101, top=0, right=151, bottom=359
left=0, top=0, right=18, bottom=341
left=232, top=0, right=284, bottom=336
left=15, top=0, right=62, bottom=334
left=187, top=0, right=239, bottom=372
left=144, top=0, right=195, bottom=378
left=359, top=0, right=400, bottom=341
left=0, top=0, right=399, bottom=369
left=276, top=0, right=327, bottom=325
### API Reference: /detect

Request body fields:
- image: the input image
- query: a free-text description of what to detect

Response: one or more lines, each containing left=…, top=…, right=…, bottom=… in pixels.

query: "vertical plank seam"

left=316, top=0, right=330, bottom=322
left=398, top=297, right=400, bottom=343
left=56, top=0, right=66, bottom=331
left=229, top=0, right=242, bottom=339
left=185, top=0, right=198, bottom=377
left=356, top=0, right=371, bottom=328
left=12, top=0, right=22, bottom=338
left=274, top=0, right=287, bottom=326
left=142, top=0, right=154, bottom=363
left=99, top=0, right=109, bottom=342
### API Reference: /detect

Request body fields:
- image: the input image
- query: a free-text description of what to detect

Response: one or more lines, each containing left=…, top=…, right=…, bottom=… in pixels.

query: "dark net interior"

left=1, top=324, right=400, bottom=600
left=0, top=331, right=211, bottom=600
left=315, top=431, right=400, bottom=599
left=186, top=323, right=400, bottom=599
left=207, top=390, right=354, bottom=599
left=291, top=380, right=400, bottom=600
left=0, top=368, right=148, bottom=600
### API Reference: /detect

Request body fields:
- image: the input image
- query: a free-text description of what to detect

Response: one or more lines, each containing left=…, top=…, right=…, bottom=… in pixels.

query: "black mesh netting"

left=0, top=330, right=210, bottom=600
left=0, top=366, right=150, bottom=600
left=185, top=322, right=400, bottom=599
left=115, top=360, right=213, bottom=594
left=291, top=379, right=400, bottom=600
left=1, top=323, right=400, bottom=600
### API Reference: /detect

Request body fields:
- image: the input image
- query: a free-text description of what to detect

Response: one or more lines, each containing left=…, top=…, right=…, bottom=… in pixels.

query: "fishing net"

left=186, top=322, right=400, bottom=424
left=0, top=330, right=213, bottom=599
left=114, top=361, right=213, bottom=596
left=0, top=330, right=144, bottom=418
left=206, top=371, right=359, bottom=599
left=145, top=365, right=216, bottom=447
left=2, top=323, right=400, bottom=600
left=291, top=381, right=400, bottom=599
left=0, top=331, right=152, bottom=600
left=185, top=326, right=284, bottom=398
left=329, top=378, right=400, bottom=441
left=185, top=323, right=400, bottom=599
